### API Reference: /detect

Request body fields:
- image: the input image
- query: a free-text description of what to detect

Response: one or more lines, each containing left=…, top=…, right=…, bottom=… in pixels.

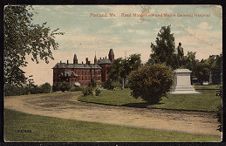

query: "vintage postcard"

left=4, top=5, right=222, bottom=142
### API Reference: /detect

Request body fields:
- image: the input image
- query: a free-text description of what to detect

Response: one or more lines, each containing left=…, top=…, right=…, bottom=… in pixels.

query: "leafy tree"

left=128, top=64, right=173, bottom=104
left=108, top=58, right=124, bottom=81
left=4, top=5, right=63, bottom=87
left=184, top=51, right=197, bottom=71
left=148, top=25, right=176, bottom=69
left=193, top=60, right=210, bottom=83
left=108, top=54, right=141, bottom=89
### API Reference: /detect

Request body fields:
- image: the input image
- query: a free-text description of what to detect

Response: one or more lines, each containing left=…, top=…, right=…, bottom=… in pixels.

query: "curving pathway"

left=4, top=92, right=221, bottom=136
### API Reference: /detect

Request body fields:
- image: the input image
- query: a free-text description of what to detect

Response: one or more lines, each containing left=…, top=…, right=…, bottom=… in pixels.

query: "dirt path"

left=4, top=92, right=221, bottom=136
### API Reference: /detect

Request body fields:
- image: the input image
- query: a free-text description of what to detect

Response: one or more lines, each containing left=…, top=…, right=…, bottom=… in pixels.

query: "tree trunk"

left=122, top=78, right=125, bottom=89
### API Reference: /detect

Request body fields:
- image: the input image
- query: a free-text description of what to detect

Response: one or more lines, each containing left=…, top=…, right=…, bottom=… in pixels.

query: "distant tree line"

left=4, top=80, right=51, bottom=96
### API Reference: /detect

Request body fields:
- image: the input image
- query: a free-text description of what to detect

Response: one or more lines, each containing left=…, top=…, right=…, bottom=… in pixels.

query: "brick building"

left=52, top=49, right=114, bottom=86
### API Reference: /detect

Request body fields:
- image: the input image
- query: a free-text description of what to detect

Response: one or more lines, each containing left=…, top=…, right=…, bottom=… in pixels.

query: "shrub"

left=128, top=64, right=173, bottom=104
left=29, top=85, right=42, bottom=94
left=53, top=82, right=71, bottom=92
left=39, top=82, right=51, bottom=93
left=102, top=79, right=114, bottom=90
left=4, top=84, right=28, bottom=96
left=89, top=79, right=97, bottom=88
left=95, top=88, right=101, bottom=96
left=111, top=81, right=121, bottom=89
left=82, top=87, right=93, bottom=96
left=69, top=86, right=82, bottom=92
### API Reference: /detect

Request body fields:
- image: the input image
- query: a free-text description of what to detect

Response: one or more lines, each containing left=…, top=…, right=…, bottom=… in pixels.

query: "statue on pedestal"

left=171, top=42, right=199, bottom=94
left=175, top=42, right=184, bottom=68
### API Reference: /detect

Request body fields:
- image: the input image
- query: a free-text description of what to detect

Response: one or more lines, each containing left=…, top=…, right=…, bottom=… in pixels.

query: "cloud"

left=197, top=22, right=212, bottom=30
left=174, top=24, right=222, bottom=59
left=21, top=5, right=222, bottom=85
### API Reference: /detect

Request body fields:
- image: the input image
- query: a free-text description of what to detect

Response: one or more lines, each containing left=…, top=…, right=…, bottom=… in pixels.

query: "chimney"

left=73, top=54, right=78, bottom=64
left=86, top=57, right=89, bottom=64
left=67, top=60, right=69, bottom=64
left=60, top=61, right=62, bottom=64
left=82, top=61, right=83, bottom=64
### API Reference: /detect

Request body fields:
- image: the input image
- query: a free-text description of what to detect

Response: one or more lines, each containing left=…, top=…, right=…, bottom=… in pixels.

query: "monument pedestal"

left=171, top=69, right=199, bottom=94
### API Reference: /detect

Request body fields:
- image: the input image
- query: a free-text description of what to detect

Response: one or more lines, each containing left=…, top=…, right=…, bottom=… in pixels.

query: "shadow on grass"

left=122, top=102, right=164, bottom=108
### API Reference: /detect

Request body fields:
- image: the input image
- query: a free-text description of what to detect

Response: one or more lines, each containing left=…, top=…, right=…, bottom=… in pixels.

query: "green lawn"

left=78, top=85, right=221, bottom=112
left=4, top=109, right=220, bottom=142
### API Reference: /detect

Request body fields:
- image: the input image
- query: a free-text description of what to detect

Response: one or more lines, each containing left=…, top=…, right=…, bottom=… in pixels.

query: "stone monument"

left=171, top=69, right=199, bottom=94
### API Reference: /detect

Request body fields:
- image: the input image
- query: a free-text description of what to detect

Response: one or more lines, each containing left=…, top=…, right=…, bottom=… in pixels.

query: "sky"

left=21, top=5, right=222, bottom=85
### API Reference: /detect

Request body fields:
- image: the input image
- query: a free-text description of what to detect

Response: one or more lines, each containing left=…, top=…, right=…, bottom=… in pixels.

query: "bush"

left=95, top=88, right=101, bottom=96
left=69, top=86, right=82, bottom=92
left=102, top=79, right=114, bottom=90
left=4, top=82, right=53, bottom=96
left=89, top=79, right=97, bottom=88
left=128, top=64, right=173, bottom=104
left=4, top=84, right=28, bottom=96
left=53, top=82, right=71, bottom=92
left=39, top=83, right=51, bottom=93
left=82, top=87, right=93, bottom=96
left=29, top=85, right=42, bottom=94
left=111, top=81, right=121, bottom=89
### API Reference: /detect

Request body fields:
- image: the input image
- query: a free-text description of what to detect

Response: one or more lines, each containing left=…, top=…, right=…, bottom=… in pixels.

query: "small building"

left=52, top=49, right=114, bottom=86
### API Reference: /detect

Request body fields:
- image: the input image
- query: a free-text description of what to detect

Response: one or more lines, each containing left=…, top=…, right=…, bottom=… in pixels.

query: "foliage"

left=108, top=54, right=141, bottom=89
left=53, top=82, right=71, bottom=92
left=95, top=88, right=101, bottom=96
left=69, top=86, right=82, bottom=92
left=89, top=79, right=97, bottom=88
left=128, top=64, right=173, bottom=104
left=4, top=82, right=52, bottom=96
left=193, top=60, right=210, bottom=83
left=102, top=79, right=114, bottom=90
left=148, top=25, right=177, bottom=69
left=39, top=82, right=51, bottom=93
left=184, top=52, right=222, bottom=84
left=4, top=5, right=63, bottom=87
left=111, top=81, right=122, bottom=89
left=82, top=87, right=93, bottom=96
left=4, top=84, right=28, bottom=96
left=184, top=51, right=198, bottom=71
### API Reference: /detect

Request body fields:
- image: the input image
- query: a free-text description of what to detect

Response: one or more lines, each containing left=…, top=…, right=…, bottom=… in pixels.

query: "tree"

left=108, top=54, right=141, bottom=89
left=193, top=60, right=210, bottom=83
left=148, top=25, right=176, bottom=69
left=128, top=64, right=173, bottom=104
left=184, top=51, right=197, bottom=71
left=4, top=5, right=63, bottom=87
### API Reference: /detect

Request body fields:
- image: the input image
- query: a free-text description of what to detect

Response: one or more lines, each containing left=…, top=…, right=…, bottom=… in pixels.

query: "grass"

left=4, top=109, right=220, bottom=142
left=78, top=85, right=221, bottom=112
left=80, top=88, right=145, bottom=106
left=154, top=90, right=221, bottom=112
left=194, top=84, right=221, bottom=90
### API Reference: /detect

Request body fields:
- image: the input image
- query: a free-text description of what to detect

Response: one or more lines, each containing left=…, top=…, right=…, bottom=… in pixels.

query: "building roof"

left=97, top=58, right=112, bottom=65
left=53, top=63, right=102, bottom=69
